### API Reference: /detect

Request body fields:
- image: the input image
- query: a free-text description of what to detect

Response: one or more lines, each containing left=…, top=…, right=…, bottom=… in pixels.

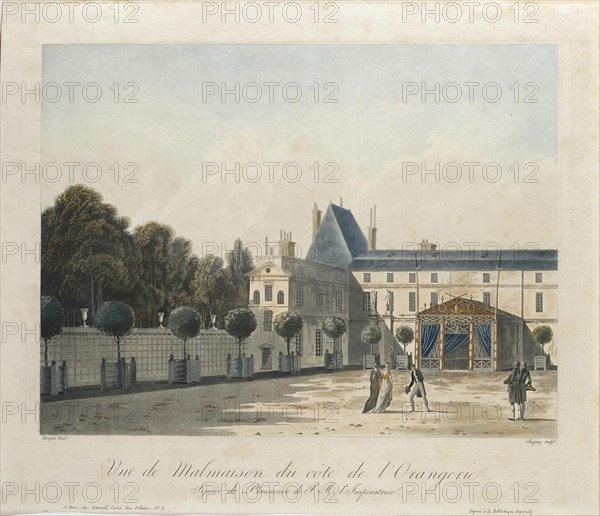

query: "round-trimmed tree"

left=225, top=308, right=257, bottom=357
left=395, top=325, right=415, bottom=354
left=361, top=324, right=382, bottom=355
left=274, top=311, right=303, bottom=355
left=322, top=316, right=347, bottom=353
left=41, top=296, right=63, bottom=366
left=168, top=306, right=201, bottom=358
left=96, top=301, right=135, bottom=361
left=532, top=325, right=554, bottom=355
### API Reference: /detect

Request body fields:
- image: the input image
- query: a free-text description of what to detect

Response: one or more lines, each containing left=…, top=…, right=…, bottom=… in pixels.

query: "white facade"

left=246, top=254, right=350, bottom=370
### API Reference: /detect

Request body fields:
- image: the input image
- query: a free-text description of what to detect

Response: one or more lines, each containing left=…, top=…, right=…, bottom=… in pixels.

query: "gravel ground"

left=40, top=369, right=557, bottom=437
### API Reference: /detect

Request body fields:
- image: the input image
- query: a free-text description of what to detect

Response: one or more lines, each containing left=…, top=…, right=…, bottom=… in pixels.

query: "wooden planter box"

left=40, top=361, right=68, bottom=395
left=362, top=353, right=376, bottom=369
left=168, top=355, right=201, bottom=384
left=534, top=355, right=547, bottom=371
left=324, top=351, right=343, bottom=371
left=396, top=354, right=410, bottom=370
left=101, top=357, right=136, bottom=390
left=226, top=355, right=254, bottom=379
left=279, top=353, right=301, bottom=374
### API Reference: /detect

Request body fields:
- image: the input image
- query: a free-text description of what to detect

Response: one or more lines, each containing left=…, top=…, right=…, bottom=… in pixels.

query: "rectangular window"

left=483, top=292, right=491, bottom=305
left=335, top=272, right=341, bottom=283
left=431, top=292, right=438, bottom=307
left=264, top=310, right=273, bottom=332
left=296, top=285, right=304, bottom=307
left=363, top=292, right=371, bottom=311
left=315, top=292, right=324, bottom=306
left=315, top=329, right=322, bottom=357
left=387, top=273, right=394, bottom=283
left=409, top=273, right=416, bottom=283
left=363, top=272, right=371, bottom=283
left=535, top=272, right=543, bottom=283
left=536, top=292, right=543, bottom=313
left=264, top=284, right=273, bottom=302
left=295, top=333, right=303, bottom=355
left=335, top=290, right=343, bottom=311
left=431, top=273, right=438, bottom=283
left=483, top=273, right=490, bottom=283
left=409, top=292, right=416, bottom=312
left=316, top=269, right=322, bottom=279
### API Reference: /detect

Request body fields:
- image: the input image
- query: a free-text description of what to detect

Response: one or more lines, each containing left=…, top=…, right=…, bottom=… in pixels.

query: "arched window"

left=277, top=291, right=285, bottom=304
left=252, top=290, right=260, bottom=305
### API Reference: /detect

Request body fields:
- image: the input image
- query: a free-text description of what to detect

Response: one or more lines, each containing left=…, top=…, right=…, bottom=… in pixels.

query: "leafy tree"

left=226, top=239, right=254, bottom=307
left=191, top=255, right=237, bottom=328
left=395, top=325, right=415, bottom=354
left=96, top=301, right=135, bottom=361
left=532, top=326, right=554, bottom=355
left=41, top=296, right=63, bottom=366
left=168, top=306, right=201, bottom=358
left=274, top=311, right=303, bottom=355
left=41, top=185, right=140, bottom=325
left=132, top=222, right=195, bottom=327
left=361, top=324, right=382, bottom=355
left=224, top=308, right=257, bottom=357
left=322, top=316, right=347, bottom=353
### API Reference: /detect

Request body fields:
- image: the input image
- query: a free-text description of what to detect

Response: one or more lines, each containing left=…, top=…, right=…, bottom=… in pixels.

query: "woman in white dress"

left=372, top=362, right=393, bottom=413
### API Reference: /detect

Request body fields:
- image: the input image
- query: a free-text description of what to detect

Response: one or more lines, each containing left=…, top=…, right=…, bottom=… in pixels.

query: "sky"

left=42, top=44, right=559, bottom=258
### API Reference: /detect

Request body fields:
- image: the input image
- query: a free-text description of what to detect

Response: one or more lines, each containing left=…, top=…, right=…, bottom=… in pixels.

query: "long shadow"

left=41, top=366, right=364, bottom=402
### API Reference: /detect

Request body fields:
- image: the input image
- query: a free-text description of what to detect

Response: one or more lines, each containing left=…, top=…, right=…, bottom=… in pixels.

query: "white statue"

left=384, top=289, right=393, bottom=313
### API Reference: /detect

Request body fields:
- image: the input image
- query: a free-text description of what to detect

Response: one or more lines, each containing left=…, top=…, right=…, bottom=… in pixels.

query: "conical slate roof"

left=306, top=204, right=368, bottom=267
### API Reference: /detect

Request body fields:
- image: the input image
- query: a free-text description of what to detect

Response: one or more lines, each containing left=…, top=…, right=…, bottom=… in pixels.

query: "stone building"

left=246, top=202, right=558, bottom=371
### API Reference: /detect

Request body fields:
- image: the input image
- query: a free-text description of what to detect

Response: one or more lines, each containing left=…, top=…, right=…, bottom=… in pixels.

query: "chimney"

left=367, top=205, right=377, bottom=250
left=279, top=230, right=296, bottom=258
left=419, top=239, right=437, bottom=251
left=312, top=202, right=322, bottom=241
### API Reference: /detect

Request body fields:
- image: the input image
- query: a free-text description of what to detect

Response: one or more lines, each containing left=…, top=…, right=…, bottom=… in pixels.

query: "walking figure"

left=406, top=363, right=430, bottom=412
left=518, top=361, right=533, bottom=421
left=362, top=363, right=381, bottom=413
left=503, top=360, right=523, bottom=421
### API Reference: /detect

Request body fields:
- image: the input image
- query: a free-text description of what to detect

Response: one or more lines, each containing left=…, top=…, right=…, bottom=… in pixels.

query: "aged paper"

left=1, top=1, right=598, bottom=514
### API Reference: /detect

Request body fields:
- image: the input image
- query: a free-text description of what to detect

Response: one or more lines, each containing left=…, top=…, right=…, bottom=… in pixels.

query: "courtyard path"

left=40, top=370, right=557, bottom=437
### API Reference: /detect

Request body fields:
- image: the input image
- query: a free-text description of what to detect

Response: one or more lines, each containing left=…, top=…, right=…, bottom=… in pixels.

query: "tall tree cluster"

left=41, top=185, right=254, bottom=327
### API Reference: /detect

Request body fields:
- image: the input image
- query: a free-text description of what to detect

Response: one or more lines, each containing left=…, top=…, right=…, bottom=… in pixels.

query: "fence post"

left=130, top=356, right=136, bottom=386
left=101, top=358, right=106, bottom=390
left=168, top=354, right=175, bottom=384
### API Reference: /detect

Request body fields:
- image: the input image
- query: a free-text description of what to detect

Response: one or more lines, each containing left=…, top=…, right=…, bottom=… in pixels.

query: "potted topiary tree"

left=322, top=316, right=346, bottom=371
left=96, top=301, right=136, bottom=390
left=395, top=325, right=415, bottom=370
left=274, top=311, right=303, bottom=374
left=224, top=308, right=257, bottom=379
left=532, top=325, right=554, bottom=370
left=167, top=306, right=202, bottom=384
left=361, top=324, right=382, bottom=369
left=40, top=296, right=67, bottom=395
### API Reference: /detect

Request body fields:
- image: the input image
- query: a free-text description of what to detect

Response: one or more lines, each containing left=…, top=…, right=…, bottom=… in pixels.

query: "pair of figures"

left=362, top=363, right=431, bottom=413
left=503, top=360, right=534, bottom=421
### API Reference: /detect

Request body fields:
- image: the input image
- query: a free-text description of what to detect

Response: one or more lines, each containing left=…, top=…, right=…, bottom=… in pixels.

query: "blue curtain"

left=475, top=324, right=492, bottom=357
left=443, top=333, right=469, bottom=354
left=421, top=324, right=440, bottom=357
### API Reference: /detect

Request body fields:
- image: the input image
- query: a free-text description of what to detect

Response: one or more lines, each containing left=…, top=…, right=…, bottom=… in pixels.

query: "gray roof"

left=350, top=249, right=557, bottom=271
left=306, top=204, right=368, bottom=267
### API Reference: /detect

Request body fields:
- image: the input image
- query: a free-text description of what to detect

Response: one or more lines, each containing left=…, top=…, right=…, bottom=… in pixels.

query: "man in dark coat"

left=406, top=364, right=430, bottom=412
left=503, top=360, right=522, bottom=421
left=518, top=361, right=533, bottom=421
left=362, top=364, right=381, bottom=413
